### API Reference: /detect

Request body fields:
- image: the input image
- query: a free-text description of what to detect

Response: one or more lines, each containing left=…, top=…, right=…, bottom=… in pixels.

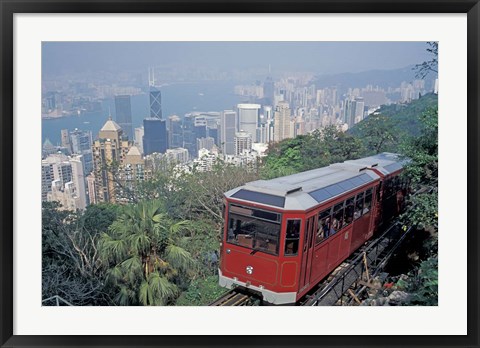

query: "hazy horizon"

left=42, top=41, right=431, bottom=76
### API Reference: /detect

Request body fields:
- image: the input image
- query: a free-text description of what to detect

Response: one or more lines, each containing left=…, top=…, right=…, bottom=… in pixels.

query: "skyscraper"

left=237, top=104, right=261, bottom=142
left=143, top=118, right=167, bottom=156
left=114, top=95, right=134, bottom=139
left=69, top=128, right=93, bottom=174
left=61, top=129, right=71, bottom=153
left=263, top=76, right=274, bottom=106
left=220, top=110, right=237, bottom=156
left=168, top=115, right=182, bottom=149
left=148, top=67, right=162, bottom=119
left=274, top=101, right=291, bottom=142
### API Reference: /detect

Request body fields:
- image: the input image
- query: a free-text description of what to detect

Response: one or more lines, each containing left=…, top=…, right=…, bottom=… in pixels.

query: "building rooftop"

left=100, top=118, right=122, bottom=132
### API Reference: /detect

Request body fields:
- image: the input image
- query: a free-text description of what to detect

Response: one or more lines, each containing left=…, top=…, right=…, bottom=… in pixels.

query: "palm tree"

left=99, top=200, right=194, bottom=305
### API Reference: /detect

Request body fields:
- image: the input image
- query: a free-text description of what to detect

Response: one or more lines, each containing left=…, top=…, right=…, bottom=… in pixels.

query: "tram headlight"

left=246, top=265, right=254, bottom=275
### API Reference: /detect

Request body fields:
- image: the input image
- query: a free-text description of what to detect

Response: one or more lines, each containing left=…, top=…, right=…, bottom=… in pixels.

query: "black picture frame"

left=1, top=1, right=479, bottom=347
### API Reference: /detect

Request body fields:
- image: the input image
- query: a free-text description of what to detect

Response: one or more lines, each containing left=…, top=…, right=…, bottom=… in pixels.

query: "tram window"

left=354, top=192, right=365, bottom=219
left=332, top=202, right=345, bottom=234
left=316, top=208, right=332, bottom=244
left=344, top=197, right=355, bottom=226
left=284, top=219, right=301, bottom=256
left=226, top=206, right=281, bottom=255
left=364, top=189, right=373, bottom=214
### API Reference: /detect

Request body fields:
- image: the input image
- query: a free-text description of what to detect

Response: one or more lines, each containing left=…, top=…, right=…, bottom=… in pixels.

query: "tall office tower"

left=168, top=115, right=182, bottom=148
left=61, top=129, right=71, bottom=153
left=92, top=118, right=131, bottom=204
left=234, top=131, right=253, bottom=155
left=148, top=67, right=162, bottom=119
left=70, top=128, right=94, bottom=174
left=237, top=104, right=261, bottom=142
left=343, top=99, right=355, bottom=128
left=182, top=114, right=197, bottom=158
left=353, top=97, right=365, bottom=124
left=114, top=95, right=134, bottom=140
left=220, top=110, right=237, bottom=156
left=134, top=126, right=144, bottom=154
left=263, top=76, right=275, bottom=106
left=143, top=118, right=167, bottom=156
left=274, top=101, right=291, bottom=142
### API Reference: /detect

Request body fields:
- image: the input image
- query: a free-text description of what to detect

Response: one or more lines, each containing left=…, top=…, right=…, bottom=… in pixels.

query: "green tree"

left=353, top=113, right=401, bottom=154
left=401, top=108, right=438, bottom=188
left=261, top=126, right=365, bottom=179
left=99, top=200, right=194, bottom=305
left=414, top=42, right=438, bottom=79
left=42, top=201, right=110, bottom=305
left=79, top=202, right=121, bottom=235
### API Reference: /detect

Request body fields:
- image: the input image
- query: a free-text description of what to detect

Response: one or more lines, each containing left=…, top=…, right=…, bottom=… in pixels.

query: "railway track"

left=209, top=289, right=256, bottom=306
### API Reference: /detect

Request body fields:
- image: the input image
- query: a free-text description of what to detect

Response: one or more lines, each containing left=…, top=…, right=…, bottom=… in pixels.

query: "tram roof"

left=224, top=152, right=404, bottom=211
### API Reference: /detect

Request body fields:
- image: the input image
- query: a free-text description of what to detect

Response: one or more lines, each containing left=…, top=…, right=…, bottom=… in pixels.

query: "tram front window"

left=227, top=204, right=281, bottom=255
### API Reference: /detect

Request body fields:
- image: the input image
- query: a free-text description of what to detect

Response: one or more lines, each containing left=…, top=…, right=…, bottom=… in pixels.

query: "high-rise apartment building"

left=274, top=101, right=291, bottom=142
left=42, top=153, right=87, bottom=210
left=234, top=131, right=253, bottom=155
left=114, top=95, right=134, bottom=140
left=92, top=118, right=132, bottom=203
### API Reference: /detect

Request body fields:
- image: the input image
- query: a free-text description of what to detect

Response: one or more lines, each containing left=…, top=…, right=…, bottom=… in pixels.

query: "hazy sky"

left=42, top=42, right=431, bottom=75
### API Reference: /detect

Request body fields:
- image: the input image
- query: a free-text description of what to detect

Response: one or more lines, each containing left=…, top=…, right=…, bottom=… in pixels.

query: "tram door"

left=299, top=215, right=316, bottom=291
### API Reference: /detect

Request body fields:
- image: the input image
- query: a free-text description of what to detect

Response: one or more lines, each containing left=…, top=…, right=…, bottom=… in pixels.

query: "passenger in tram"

left=330, top=218, right=339, bottom=235
left=323, top=217, right=330, bottom=238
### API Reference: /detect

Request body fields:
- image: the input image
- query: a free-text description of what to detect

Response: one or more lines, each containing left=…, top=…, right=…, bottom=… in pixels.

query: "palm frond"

left=147, top=272, right=177, bottom=304
left=115, top=285, right=131, bottom=306
left=138, top=280, right=154, bottom=306
left=164, top=244, right=194, bottom=271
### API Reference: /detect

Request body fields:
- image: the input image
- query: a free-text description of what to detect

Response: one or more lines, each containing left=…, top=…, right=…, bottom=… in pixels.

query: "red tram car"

left=218, top=152, right=409, bottom=305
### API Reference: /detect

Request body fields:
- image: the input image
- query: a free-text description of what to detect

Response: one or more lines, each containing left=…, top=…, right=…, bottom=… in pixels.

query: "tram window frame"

left=363, top=189, right=373, bottom=214
left=316, top=207, right=332, bottom=244
left=284, top=219, right=301, bottom=256
left=331, top=202, right=345, bottom=234
left=344, top=197, right=355, bottom=226
left=354, top=192, right=365, bottom=219
left=226, top=204, right=282, bottom=255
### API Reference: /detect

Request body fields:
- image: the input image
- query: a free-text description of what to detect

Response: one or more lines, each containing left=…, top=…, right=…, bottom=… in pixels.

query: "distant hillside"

left=351, top=93, right=438, bottom=138
left=312, top=65, right=436, bottom=91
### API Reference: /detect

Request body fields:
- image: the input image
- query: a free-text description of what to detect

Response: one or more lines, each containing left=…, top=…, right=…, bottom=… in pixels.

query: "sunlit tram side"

left=218, top=152, right=409, bottom=305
